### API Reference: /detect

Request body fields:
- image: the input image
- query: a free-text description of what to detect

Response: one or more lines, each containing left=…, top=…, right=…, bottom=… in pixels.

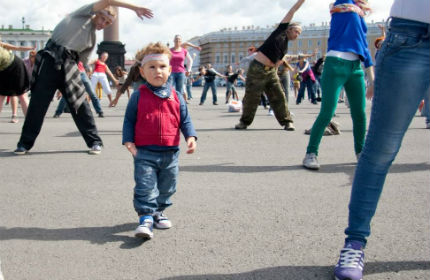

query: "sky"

left=1, top=0, right=394, bottom=59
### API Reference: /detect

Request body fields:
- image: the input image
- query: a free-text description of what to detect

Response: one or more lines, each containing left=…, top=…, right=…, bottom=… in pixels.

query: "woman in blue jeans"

left=333, top=2, right=430, bottom=280
left=168, top=35, right=193, bottom=103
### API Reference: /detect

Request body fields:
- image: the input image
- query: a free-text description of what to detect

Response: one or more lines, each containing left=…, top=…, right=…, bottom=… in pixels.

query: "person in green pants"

left=302, top=0, right=374, bottom=170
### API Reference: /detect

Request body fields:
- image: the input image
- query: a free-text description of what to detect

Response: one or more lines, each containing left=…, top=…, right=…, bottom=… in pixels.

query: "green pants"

left=306, top=56, right=366, bottom=155
left=240, top=60, right=293, bottom=127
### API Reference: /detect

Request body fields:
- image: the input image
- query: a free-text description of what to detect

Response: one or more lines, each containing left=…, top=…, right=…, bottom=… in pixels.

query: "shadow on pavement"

left=319, top=162, right=430, bottom=186
left=0, top=223, right=148, bottom=249
left=180, top=163, right=303, bottom=173
left=0, top=150, right=88, bottom=158
left=180, top=162, right=430, bottom=176
left=160, top=261, right=430, bottom=280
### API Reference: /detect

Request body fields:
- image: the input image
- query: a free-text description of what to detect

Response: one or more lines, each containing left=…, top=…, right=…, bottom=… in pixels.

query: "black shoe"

left=14, top=146, right=28, bottom=155
left=235, top=122, right=248, bottom=130
left=284, top=122, right=295, bottom=131
left=53, top=114, right=60, bottom=118
left=213, top=102, right=218, bottom=105
left=199, top=102, right=204, bottom=105
left=98, top=112, right=104, bottom=118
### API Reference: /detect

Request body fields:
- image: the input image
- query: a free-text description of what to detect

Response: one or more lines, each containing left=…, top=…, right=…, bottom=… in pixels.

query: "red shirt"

left=94, top=60, right=107, bottom=73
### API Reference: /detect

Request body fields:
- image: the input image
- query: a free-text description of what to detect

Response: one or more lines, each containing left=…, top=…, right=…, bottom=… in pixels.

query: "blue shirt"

left=122, top=87, right=197, bottom=151
left=328, top=0, right=373, bottom=68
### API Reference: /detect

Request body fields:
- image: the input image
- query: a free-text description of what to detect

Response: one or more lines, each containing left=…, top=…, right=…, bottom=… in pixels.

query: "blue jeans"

left=200, top=81, right=218, bottom=104
left=133, top=148, right=179, bottom=216
left=296, top=78, right=316, bottom=104
left=186, top=77, right=193, bottom=99
left=345, top=17, right=430, bottom=246
left=55, top=72, right=103, bottom=115
left=169, top=72, right=185, bottom=95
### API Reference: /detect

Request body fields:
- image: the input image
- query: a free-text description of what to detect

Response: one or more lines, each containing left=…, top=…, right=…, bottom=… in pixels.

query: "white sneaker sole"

left=88, top=150, right=101, bottom=155
left=134, top=230, right=153, bottom=239
left=154, top=222, right=172, bottom=229
left=303, top=162, right=320, bottom=170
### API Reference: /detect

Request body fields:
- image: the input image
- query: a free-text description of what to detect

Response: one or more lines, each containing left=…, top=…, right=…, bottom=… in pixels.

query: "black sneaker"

left=235, top=122, right=248, bottom=130
left=53, top=114, right=60, bottom=118
left=213, top=102, right=218, bottom=105
left=14, top=146, right=28, bottom=155
left=98, top=112, right=104, bottom=118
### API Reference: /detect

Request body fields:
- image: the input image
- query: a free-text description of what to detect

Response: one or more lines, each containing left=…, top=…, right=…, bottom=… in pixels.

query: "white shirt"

left=390, top=0, right=430, bottom=24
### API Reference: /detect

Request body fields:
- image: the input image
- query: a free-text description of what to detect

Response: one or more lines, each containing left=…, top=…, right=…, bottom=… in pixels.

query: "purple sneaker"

left=334, top=241, right=364, bottom=280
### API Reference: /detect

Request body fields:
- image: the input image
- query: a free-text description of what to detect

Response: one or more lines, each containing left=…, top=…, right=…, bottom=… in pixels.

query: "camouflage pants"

left=240, top=60, right=293, bottom=127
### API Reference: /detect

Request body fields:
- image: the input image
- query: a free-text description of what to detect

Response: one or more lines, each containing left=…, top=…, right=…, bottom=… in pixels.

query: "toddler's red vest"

left=134, top=85, right=180, bottom=146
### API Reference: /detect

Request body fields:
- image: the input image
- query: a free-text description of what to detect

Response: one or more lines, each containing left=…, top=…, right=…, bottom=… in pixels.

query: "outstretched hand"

left=135, top=7, right=153, bottom=20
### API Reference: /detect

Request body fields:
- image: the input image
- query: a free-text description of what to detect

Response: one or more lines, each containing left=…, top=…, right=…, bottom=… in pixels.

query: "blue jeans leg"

left=186, top=82, right=193, bottom=99
left=210, top=82, right=218, bottom=103
left=156, top=150, right=179, bottom=211
left=345, top=17, right=430, bottom=246
left=200, top=82, right=210, bottom=104
left=55, top=97, right=67, bottom=116
left=133, top=149, right=179, bottom=215
left=81, top=72, right=103, bottom=114
left=170, top=72, right=185, bottom=95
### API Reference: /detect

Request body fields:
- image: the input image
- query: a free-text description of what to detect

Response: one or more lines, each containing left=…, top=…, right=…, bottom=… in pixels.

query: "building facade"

left=188, top=21, right=385, bottom=73
left=0, top=24, right=51, bottom=58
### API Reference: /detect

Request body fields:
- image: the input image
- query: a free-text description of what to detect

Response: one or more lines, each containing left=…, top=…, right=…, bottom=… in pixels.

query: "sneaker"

left=53, top=114, right=60, bottom=118
left=284, top=122, right=295, bottom=131
left=10, top=115, right=18, bottom=123
left=213, top=102, right=218, bottom=105
left=235, top=122, right=248, bottom=130
left=303, top=153, right=320, bottom=170
left=135, top=215, right=154, bottom=239
left=153, top=212, right=172, bottom=229
left=199, top=102, right=204, bottom=105
left=88, top=144, right=102, bottom=155
left=268, top=109, right=274, bottom=116
left=334, top=241, right=365, bottom=280
left=98, top=112, right=104, bottom=118
left=14, top=146, right=28, bottom=155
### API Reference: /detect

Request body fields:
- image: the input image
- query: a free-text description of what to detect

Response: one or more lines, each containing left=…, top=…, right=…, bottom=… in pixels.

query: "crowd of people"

left=1, top=0, right=429, bottom=279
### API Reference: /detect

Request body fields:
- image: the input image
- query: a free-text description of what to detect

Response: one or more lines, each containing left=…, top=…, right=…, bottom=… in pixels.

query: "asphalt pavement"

left=0, top=87, right=429, bottom=280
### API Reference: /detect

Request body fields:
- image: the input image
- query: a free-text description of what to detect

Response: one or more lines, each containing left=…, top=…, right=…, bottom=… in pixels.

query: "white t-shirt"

left=390, top=0, right=430, bottom=24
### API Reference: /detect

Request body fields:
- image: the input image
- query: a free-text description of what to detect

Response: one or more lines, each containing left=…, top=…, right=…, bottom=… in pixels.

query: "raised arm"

left=182, top=42, right=202, bottom=51
left=0, top=42, right=35, bottom=52
left=281, top=0, right=306, bottom=23
left=92, top=0, right=153, bottom=20
left=185, top=52, right=193, bottom=73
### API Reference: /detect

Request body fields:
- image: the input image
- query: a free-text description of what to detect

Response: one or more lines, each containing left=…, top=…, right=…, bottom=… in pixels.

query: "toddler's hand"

left=186, top=137, right=196, bottom=154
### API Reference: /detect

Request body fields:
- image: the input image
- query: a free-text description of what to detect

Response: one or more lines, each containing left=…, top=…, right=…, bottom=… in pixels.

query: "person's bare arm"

left=92, top=0, right=153, bottom=20
left=281, top=0, right=306, bottom=23
left=0, top=42, right=35, bottom=52
left=105, top=67, right=119, bottom=85
left=182, top=42, right=202, bottom=51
